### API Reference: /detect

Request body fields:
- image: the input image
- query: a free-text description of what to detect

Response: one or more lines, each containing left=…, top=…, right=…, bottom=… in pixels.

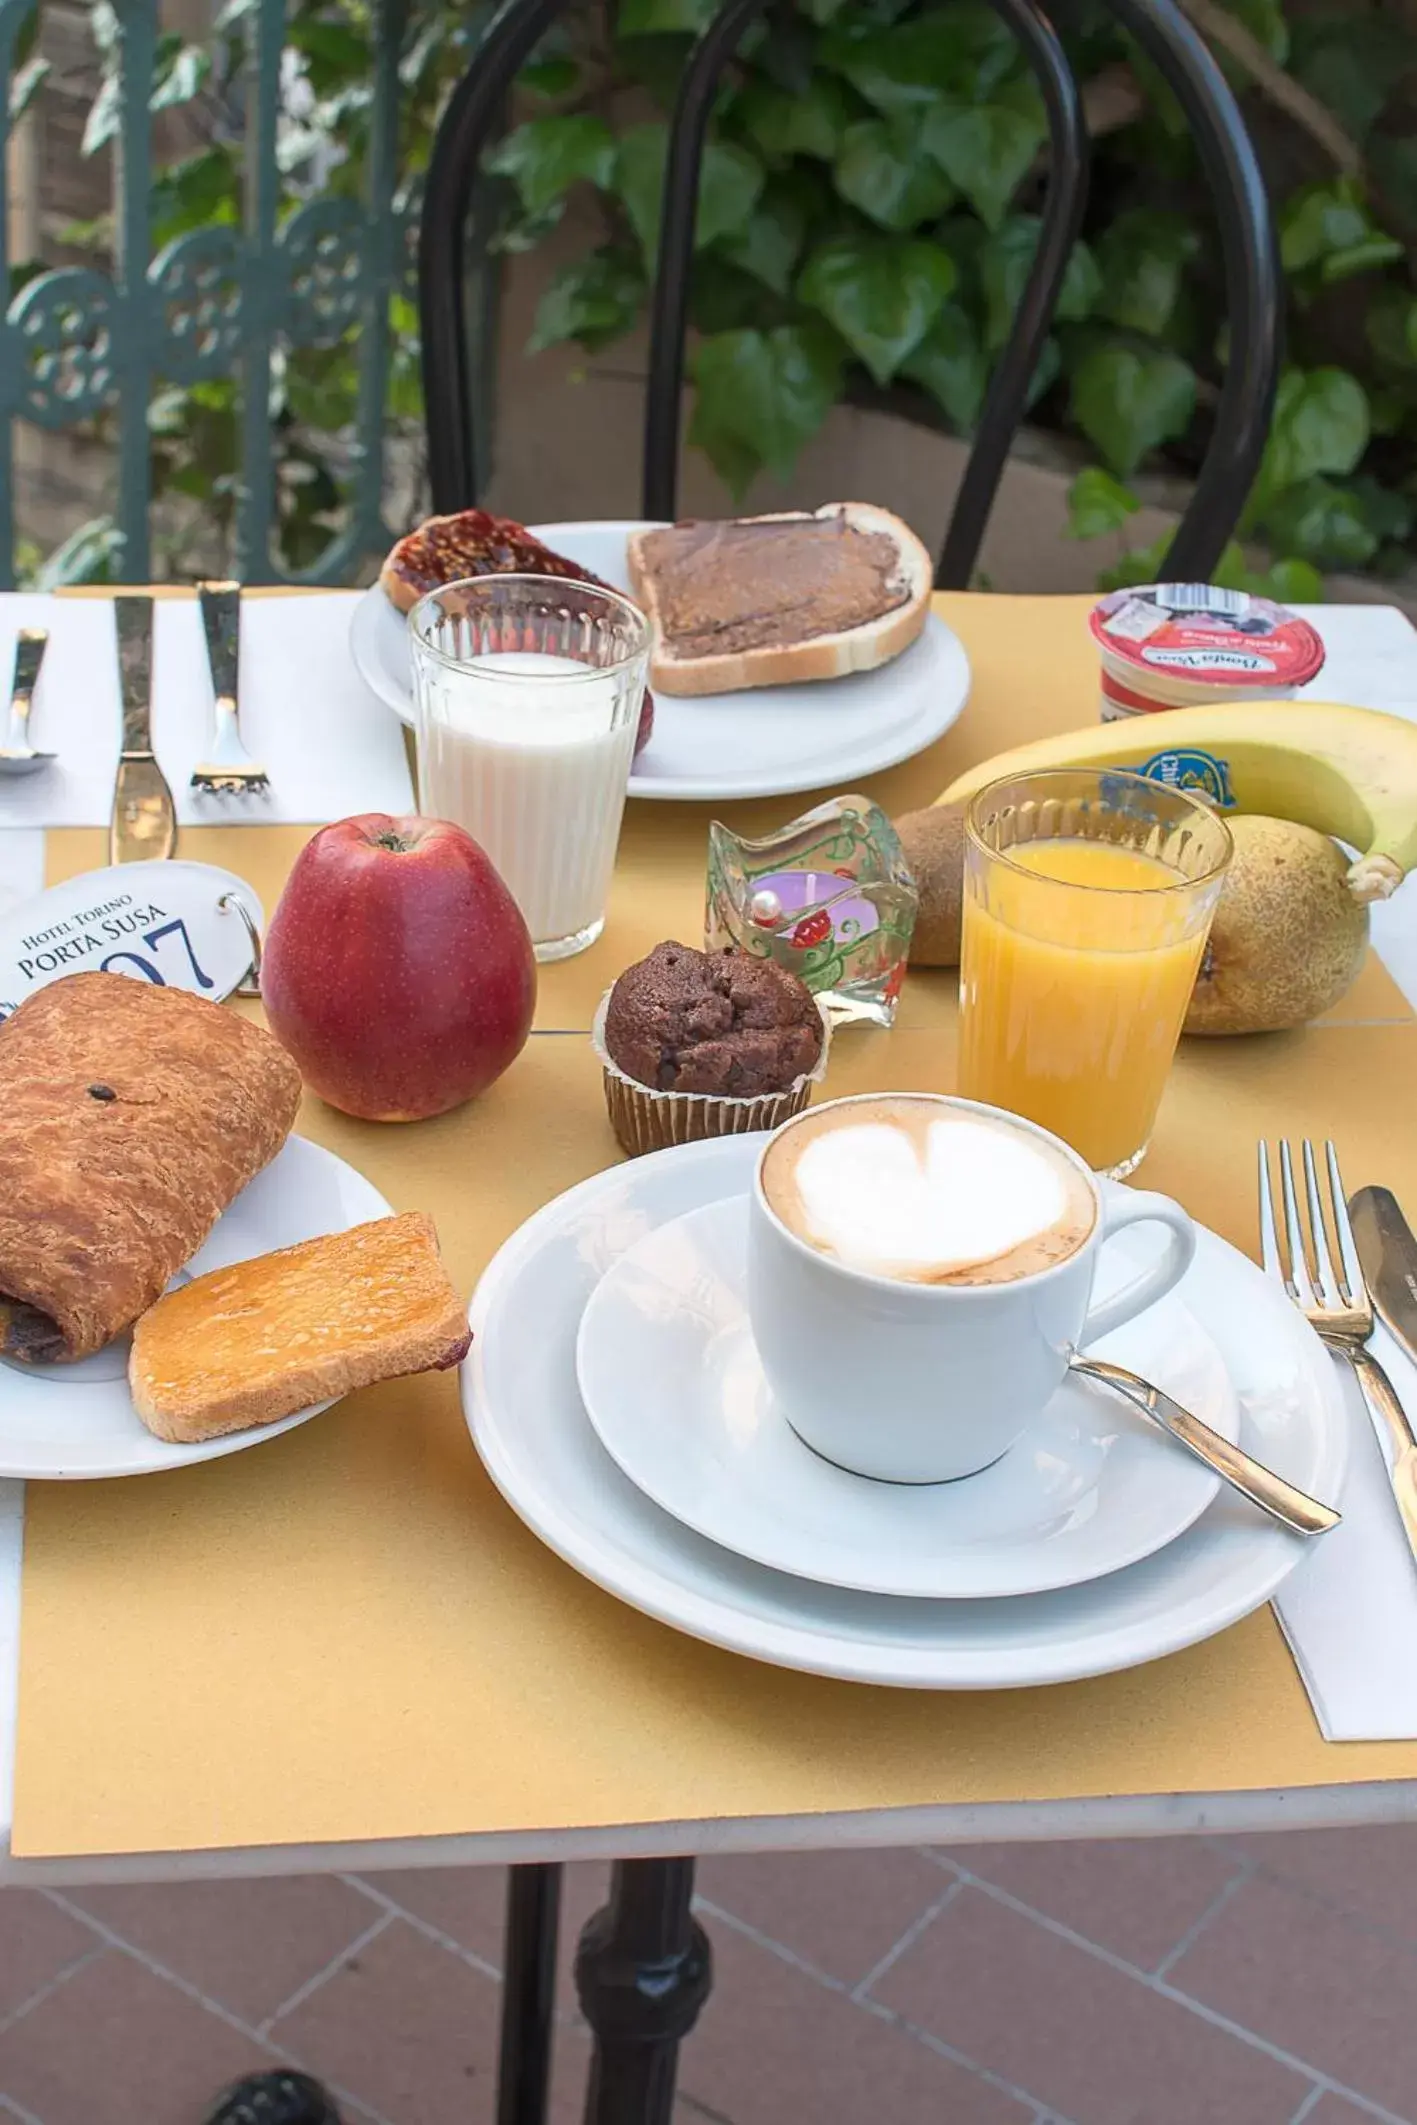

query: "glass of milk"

left=408, top=574, right=650, bottom=961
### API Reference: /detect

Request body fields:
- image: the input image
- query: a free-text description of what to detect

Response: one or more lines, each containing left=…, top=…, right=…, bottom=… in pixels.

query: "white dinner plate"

left=463, top=1135, right=1347, bottom=1690
left=575, top=1195, right=1239, bottom=1600
left=348, top=520, right=971, bottom=802
left=0, top=1136, right=392, bottom=1478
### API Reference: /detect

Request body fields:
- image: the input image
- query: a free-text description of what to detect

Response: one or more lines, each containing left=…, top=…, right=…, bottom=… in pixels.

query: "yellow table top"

left=12, top=591, right=1417, bottom=1863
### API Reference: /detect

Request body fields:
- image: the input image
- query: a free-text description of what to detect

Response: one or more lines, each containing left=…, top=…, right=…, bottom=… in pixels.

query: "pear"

left=895, top=803, right=966, bottom=966
left=1185, top=815, right=1369, bottom=1036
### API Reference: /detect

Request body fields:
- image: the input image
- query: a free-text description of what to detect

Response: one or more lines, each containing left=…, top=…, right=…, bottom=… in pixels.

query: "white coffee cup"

left=747, top=1092, right=1196, bottom=1484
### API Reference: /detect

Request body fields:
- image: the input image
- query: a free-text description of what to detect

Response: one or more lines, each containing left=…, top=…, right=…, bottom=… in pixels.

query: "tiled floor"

left=0, top=1830, right=1415, bottom=2124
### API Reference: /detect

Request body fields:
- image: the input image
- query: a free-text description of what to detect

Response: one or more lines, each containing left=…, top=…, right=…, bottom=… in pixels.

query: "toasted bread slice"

left=625, top=502, right=932, bottom=697
left=129, top=1212, right=470, bottom=1443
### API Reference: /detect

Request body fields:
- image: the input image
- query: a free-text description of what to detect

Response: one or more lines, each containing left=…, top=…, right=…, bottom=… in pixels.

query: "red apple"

left=262, top=814, right=536, bottom=1121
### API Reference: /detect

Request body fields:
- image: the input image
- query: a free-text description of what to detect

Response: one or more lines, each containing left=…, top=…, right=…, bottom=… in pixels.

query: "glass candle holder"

left=706, top=794, right=917, bottom=1028
left=409, top=574, right=649, bottom=962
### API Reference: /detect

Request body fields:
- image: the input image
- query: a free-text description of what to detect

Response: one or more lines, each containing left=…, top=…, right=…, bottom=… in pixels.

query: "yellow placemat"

left=14, top=594, right=1417, bottom=1860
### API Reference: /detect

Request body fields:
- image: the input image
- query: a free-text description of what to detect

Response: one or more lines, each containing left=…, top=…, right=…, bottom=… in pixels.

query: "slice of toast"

left=129, top=1211, right=470, bottom=1443
left=625, top=502, right=932, bottom=697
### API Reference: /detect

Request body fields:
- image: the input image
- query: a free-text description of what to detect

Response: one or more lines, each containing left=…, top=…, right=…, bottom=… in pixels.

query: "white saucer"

left=575, top=1197, right=1239, bottom=1600
left=0, top=1136, right=392, bottom=1478
left=463, top=1134, right=1348, bottom=1690
left=348, top=520, right=971, bottom=803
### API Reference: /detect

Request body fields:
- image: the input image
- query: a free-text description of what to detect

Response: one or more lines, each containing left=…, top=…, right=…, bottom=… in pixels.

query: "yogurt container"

left=1090, top=583, right=1325, bottom=721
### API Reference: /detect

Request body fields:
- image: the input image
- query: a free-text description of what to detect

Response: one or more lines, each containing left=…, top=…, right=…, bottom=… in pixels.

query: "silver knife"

left=1351, top=1188, right=1417, bottom=1359
left=109, top=596, right=177, bottom=864
left=1343, top=1185, right=1417, bottom=1555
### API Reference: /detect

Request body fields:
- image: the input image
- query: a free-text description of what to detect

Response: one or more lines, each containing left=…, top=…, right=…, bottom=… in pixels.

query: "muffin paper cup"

left=591, top=990, right=833, bottom=1158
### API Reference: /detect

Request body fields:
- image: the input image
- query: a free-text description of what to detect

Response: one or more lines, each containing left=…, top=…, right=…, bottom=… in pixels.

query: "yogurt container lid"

left=1090, top=583, right=1325, bottom=689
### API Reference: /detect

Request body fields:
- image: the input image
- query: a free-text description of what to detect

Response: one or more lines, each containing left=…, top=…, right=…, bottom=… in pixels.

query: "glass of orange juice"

left=957, top=768, right=1232, bottom=1177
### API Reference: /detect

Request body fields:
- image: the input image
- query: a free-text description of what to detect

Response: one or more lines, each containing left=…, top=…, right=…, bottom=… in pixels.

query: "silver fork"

left=1259, top=1138, right=1417, bottom=1562
left=190, top=580, right=269, bottom=796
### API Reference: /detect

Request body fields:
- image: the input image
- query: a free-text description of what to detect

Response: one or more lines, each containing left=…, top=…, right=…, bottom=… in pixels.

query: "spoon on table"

left=1071, top=1354, right=1340, bottom=1537
left=0, top=628, right=53, bottom=775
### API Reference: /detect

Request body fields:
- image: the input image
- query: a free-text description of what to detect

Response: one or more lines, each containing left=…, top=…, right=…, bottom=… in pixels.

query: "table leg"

left=498, top=1863, right=563, bottom=2125
left=574, top=1857, right=712, bottom=2125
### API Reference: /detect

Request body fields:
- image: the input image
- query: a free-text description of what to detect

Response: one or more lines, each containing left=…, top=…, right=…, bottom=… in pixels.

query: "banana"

left=935, top=701, right=1417, bottom=902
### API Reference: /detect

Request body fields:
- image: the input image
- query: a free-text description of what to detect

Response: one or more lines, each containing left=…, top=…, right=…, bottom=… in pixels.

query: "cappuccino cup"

left=748, top=1092, right=1195, bottom=1483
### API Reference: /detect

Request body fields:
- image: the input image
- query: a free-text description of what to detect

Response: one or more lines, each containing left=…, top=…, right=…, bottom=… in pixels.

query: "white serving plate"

left=0, top=1136, right=392, bottom=1478
left=348, top=520, right=970, bottom=803
left=463, top=1135, right=1347, bottom=1690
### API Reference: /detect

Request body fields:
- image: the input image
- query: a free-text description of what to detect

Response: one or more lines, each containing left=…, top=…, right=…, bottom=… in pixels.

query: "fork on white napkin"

left=1274, top=1320, right=1417, bottom=1740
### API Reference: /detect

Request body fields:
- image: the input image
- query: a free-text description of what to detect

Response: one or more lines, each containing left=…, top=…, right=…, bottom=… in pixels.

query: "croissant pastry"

left=0, top=973, right=302, bottom=1363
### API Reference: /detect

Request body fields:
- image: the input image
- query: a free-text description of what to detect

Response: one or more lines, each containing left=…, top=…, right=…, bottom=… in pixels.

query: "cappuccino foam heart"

left=761, top=1096, right=1095, bottom=1285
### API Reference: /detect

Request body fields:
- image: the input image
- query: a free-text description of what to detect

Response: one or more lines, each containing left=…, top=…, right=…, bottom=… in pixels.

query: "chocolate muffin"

left=593, top=942, right=830, bottom=1157
left=606, top=942, right=823, bottom=1096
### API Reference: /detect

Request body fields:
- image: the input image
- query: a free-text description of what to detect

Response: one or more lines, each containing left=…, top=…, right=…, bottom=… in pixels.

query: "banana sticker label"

left=1129, top=747, right=1237, bottom=808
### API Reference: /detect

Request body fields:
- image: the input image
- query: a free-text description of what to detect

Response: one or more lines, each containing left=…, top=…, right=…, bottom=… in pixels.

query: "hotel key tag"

left=0, top=860, right=265, bottom=1020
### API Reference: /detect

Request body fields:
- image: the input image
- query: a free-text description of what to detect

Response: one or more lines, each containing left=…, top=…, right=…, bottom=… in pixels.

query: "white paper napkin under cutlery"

left=0, top=591, right=413, bottom=828
left=1274, top=1319, right=1417, bottom=1740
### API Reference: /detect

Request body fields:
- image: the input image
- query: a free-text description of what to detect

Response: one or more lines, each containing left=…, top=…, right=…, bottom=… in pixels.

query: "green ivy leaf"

left=834, top=116, right=954, bottom=231
left=979, top=216, right=1099, bottom=351
left=921, top=78, right=1045, bottom=231
left=1066, top=467, right=1140, bottom=540
left=615, top=123, right=764, bottom=259
left=151, top=148, right=240, bottom=245
left=616, top=0, right=719, bottom=33
left=820, top=6, right=1014, bottom=116
left=1260, top=366, right=1371, bottom=495
left=797, top=234, right=954, bottom=384
left=1256, top=557, right=1325, bottom=603
left=81, top=74, right=121, bottom=155
left=1365, top=296, right=1417, bottom=370
left=1258, top=476, right=1379, bottom=569
left=899, top=302, right=988, bottom=430
left=490, top=199, right=566, bottom=256
left=33, top=517, right=124, bottom=590
left=8, top=53, right=49, bottom=125
left=1226, top=0, right=1289, bottom=62
left=1291, top=9, right=1408, bottom=141
left=518, top=57, right=580, bottom=99
left=528, top=246, right=646, bottom=355
left=1070, top=344, right=1196, bottom=475
left=1321, top=236, right=1405, bottom=285
left=485, top=115, right=616, bottom=218
left=1094, top=209, right=1198, bottom=339
left=1367, top=290, right=1417, bottom=371
left=732, top=73, right=854, bottom=163
left=714, top=186, right=807, bottom=294
left=1279, top=176, right=1397, bottom=280
left=151, top=43, right=210, bottom=113
left=801, top=0, right=851, bottom=22
left=690, top=256, right=771, bottom=335
left=689, top=322, right=844, bottom=489
left=1348, top=473, right=1414, bottom=546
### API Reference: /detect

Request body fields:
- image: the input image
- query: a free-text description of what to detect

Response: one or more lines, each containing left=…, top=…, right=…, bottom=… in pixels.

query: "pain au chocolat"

left=0, top=973, right=302, bottom=1363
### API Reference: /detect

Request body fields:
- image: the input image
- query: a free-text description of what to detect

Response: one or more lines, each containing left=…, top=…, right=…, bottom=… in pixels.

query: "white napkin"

left=0, top=830, right=43, bottom=921
left=1274, top=1321, right=1417, bottom=1740
left=0, top=592, right=413, bottom=829
left=1295, top=600, right=1417, bottom=714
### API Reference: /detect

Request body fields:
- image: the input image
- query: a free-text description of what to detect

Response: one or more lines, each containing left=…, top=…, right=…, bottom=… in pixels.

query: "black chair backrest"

left=419, top=0, right=1280, bottom=590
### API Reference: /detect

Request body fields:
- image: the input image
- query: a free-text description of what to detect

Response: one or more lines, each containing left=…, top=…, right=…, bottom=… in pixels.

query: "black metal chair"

left=418, top=0, right=1280, bottom=590
left=410, top=7, right=1283, bottom=2121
